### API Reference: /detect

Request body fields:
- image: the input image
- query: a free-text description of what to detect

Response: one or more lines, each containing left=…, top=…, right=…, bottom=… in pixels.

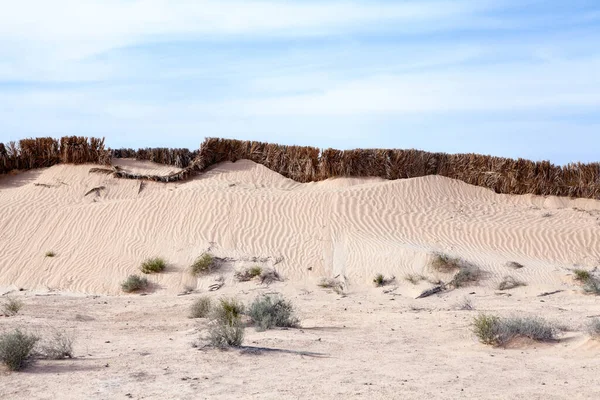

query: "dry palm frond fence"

left=2, top=136, right=600, bottom=199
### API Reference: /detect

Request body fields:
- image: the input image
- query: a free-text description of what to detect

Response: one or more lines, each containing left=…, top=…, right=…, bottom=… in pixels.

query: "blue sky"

left=0, top=0, right=599, bottom=164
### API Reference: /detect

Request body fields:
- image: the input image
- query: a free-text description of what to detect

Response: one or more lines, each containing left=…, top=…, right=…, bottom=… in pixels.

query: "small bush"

left=472, top=314, right=558, bottom=346
left=207, top=297, right=245, bottom=348
left=450, top=264, right=483, bottom=288
left=582, top=277, right=600, bottom=295
left=2, top=297, right=23, bottom=316
left=140, top=257, right=166, bottom=274
left=121, top=275, right=150, bottom=293
left=318, top=278, right=345, bottom=294
left=587, top=318, right=600, bottom=339
left=373, top=273, right=394, bottom=287
left=404, top=274, right=427, bottom=285
left=248, top=295, right=299, bottom=331
left=190, top=254, right=217, bottom=276
left=45, top=251, right=56, bottom=258
left=573, top=269, right=591, bottom=282
left=454, top=297, right=474, bottom=310
left=259, top=268, right=283, bottom=284
left=506, top=261, right=524, bottom=269
left=430, top=253, right=462, bottom=272
left=38, top=330, right=74, bottom=360
left=208, top=318, right=244, bottom=348
left=234, top=266, right=262, bottom=282
left=0, top=329, right=39, bottom=371
left=190, top=296, right=212, bottom=318
left=211, top=298, right=244, bottom=326
left=497, top=276, right=527, bottom=291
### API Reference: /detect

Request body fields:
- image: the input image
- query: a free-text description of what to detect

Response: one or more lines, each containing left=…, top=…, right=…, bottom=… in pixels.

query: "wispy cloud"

left=0, top=0, right=599, bottom=163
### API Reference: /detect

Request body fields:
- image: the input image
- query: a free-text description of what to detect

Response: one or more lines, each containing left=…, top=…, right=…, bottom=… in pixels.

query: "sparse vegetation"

left=571, top=269, right=600, bottom=295
left=121, top=274, right=150, bottom=293
left=140, top=257, right=166, bottom=274
left=190, top=296, right=212, bottom=318
left=234, top=266, right=263, bottom=282
left=430, top=253, right=462, bottom=272
left=38, top=330, right=74, bottom=360
left=404, top=273, right=427, bottom=285
left=190, top=253, right=217, bottom=276
left=0, top=329, right=39, bottom=371
left=542, top=212, right=553, bottom=218
left=318, top=278, right=345, bottom=294
left=573, top=268, right=591, bottom=282
left=2, top=296, right=23, bottom=316
left=373, top=273, right=395, bottom=287
left=207, top=297, right=245, bottom=348
left=248, top=295, right=299, bottom=331
left=497, top=276, right=527, bottom=291
left=45, top=251, right=56, bottom=258
left=506, top=261, right=524, bottom=269
left=455, top=297, right=474, bottom=310
left=472, top=314, right=558, bottom=346
left=259, top=268, right=283, bottom=284
left=450, top=264, right=483, bottom=288
left=587, top=318, right=600, bottom=339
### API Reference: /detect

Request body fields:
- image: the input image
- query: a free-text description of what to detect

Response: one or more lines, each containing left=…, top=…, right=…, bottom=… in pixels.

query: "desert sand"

left=1, top=159, right=600, bottom=399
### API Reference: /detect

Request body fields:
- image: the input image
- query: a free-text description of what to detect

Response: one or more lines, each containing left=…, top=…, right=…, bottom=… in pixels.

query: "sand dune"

left=1, top=159, right=599, bottom=295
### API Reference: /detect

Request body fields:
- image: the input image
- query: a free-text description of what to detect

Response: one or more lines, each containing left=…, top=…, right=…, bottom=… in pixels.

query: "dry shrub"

left=588, top=318, right=600, bottom=339
left=248, top=295, right=299, bottom=331
left=45, top=250, right=56, bottom=258
left=2, top=297, right=23, bottom=316
left=38, top=330, right=74, bottom=360
left=140, top=257, right=167, bottom=274
left=506, top=261, right=524, bottom=269
left=190, top=296, right=212, bottom=318
left=572, top=269, right=600, bottom=295
left=497, top=276, right=527, bottom=291
left=404, top=274, right=427, bottom=285
left=454, top=297, right=474, bottom=311
left=259, top=268, right=282, bottom=284
left=318, top=278, right=345, bottom=294
left=234, top=266, right=263, bottom=282
left=473, top=314, right=558, bottom=346
left=121, top=275, right=150, bottom=293
left=0, top=329, right=39, bottom=371
left=430, top=253, right=463, bottom=272
left=190, top=254, right=217, bottom=276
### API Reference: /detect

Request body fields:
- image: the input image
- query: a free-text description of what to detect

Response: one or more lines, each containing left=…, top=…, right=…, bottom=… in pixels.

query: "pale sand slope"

left=1, top=159, right=599, bottom=295
left=1, top=160, right=600, bottom=399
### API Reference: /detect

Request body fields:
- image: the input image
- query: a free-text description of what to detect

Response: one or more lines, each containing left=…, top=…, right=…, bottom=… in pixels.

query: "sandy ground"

left=1, top=159, right=600, bottom=398
left=1, top=286, right=599, bottom=399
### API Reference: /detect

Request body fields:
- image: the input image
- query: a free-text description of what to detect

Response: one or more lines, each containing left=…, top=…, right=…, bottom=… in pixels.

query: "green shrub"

left=207, top=297, right=245, bottom=348
left=121, top=275, right=150, bottom=293
left=45, top=251, right=56, bottom=258
left=234, top=266, right=263, bottom=282
left=190, top=296, right=212, bottom=318
left=373, top=274, right=394, bottom=287
left=497, top=276, right=527, bottom=291
left=140, top=257, right=166, bottom=274
left=190, top=254, right=217, bottom=276
left=248, top=295, right=299, bottom=331
left=208, top=318, right=244, bottom=348
left=472, top=314, right=558, bottom=346
left=573, top=269, right=591, bottom=282
left=2, top=296, right=23, bottom=316
left=0, top=329, right=39, bottom=371
left=211, top=298, right=244, bottom=326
